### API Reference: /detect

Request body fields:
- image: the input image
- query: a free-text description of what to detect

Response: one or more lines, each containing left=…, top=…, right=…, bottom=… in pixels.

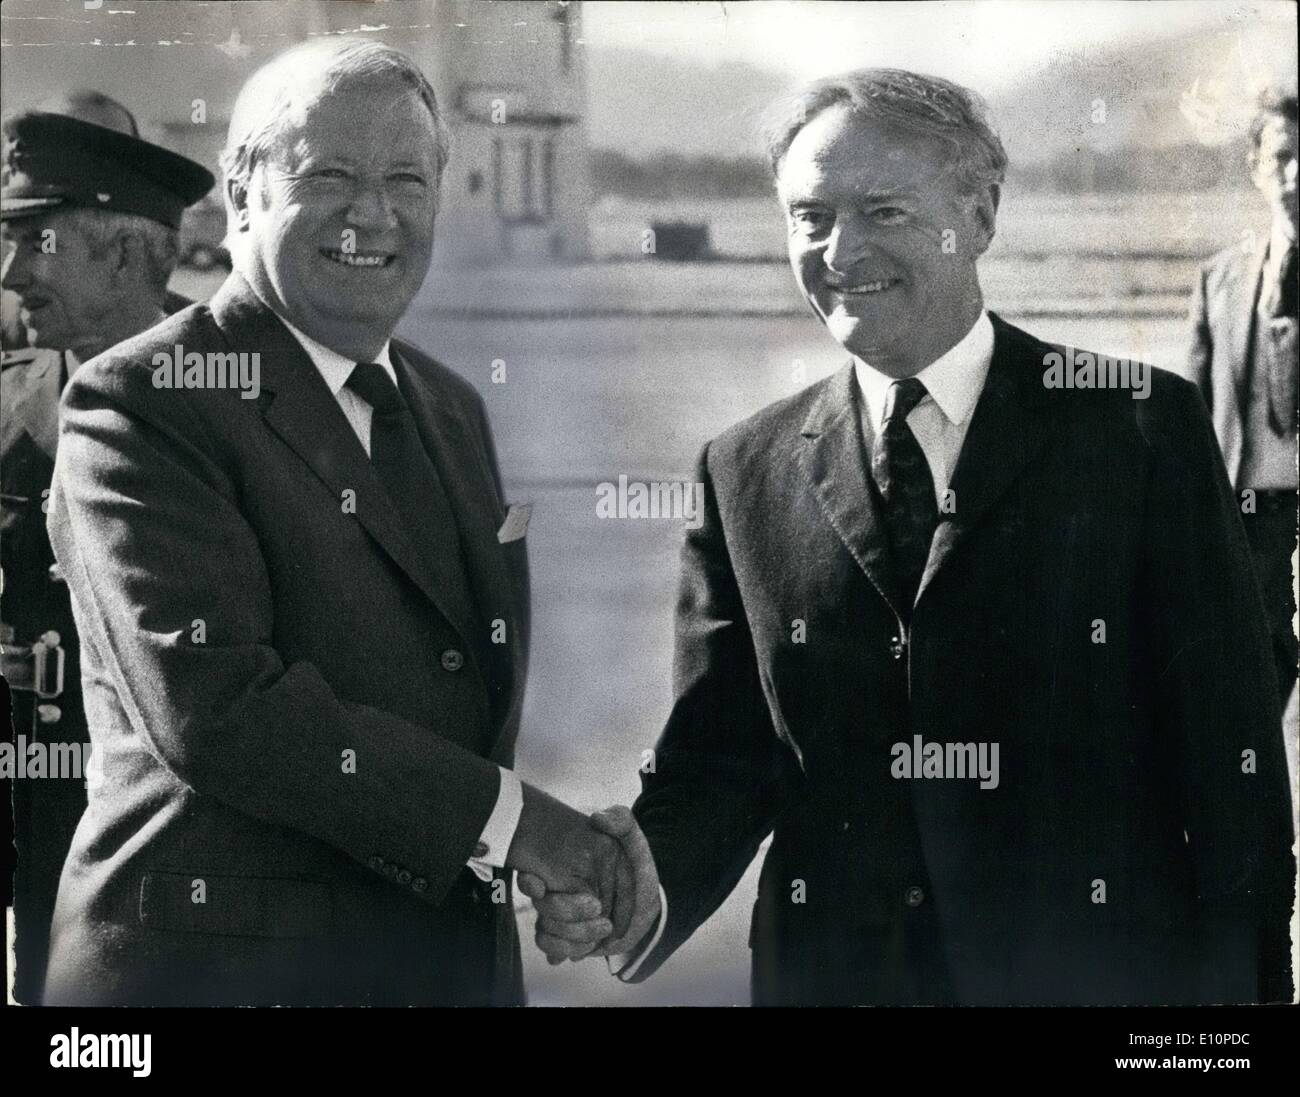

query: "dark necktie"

left=871, top=377, right=939, bottom=610
left=346, top=362, right=473, bottom=598
left=1262, top=240, right=1297, bottom=435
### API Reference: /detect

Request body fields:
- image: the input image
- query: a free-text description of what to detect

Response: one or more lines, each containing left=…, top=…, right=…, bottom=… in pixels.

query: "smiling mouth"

left=320, top=249, right=395, bottom=269
left=831, top=278, right=900, bottom=295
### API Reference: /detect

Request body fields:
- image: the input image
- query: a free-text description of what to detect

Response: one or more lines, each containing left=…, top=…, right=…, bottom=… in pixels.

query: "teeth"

left=322, top=250, right=391, bottom=268
left=842, top=280, right=893, bottom=293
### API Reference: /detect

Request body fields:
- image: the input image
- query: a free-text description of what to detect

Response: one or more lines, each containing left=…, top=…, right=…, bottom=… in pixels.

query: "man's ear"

left=225, top=168, right=251, bottom=234
left=110, top=229, right=141, bottom=282
left=969, top=185, right=999, bottom=255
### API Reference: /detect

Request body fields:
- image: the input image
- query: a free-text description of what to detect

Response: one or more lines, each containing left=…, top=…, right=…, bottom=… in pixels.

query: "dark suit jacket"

left=629, top=312, right=1295, bottom=1005
left=1187, top=234, right=1270, bottom=488
left=44, top=274, right=530, bottom=1005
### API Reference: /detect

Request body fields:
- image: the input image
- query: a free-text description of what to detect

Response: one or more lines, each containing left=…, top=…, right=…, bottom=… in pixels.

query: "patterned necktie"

left=346, top=362, right=472, bottom=592
left=1262, top=240, right=1297, bottom=435
left=871, top=377, right=939, bottom=610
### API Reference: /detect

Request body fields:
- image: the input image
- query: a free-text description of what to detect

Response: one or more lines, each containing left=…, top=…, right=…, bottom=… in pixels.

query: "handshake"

left=505, top=784, right=662, bottom=965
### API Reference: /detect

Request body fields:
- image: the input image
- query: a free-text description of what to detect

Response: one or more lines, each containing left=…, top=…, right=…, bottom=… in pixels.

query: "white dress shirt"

left=275, top=314, right=523, bottom=879
left=853, top=310, right=995, bottom=505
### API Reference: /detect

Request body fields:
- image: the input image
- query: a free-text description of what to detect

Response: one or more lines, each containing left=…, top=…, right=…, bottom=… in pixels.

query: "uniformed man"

left=1, top=95, right=213, bottom=1003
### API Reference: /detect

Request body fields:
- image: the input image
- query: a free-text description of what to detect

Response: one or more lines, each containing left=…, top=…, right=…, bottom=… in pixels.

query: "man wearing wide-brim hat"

left=0, top=93, right=213, bottom=1004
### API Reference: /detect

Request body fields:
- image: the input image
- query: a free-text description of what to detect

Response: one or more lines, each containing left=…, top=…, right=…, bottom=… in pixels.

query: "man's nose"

left=1, top=243, right=29, bottom=290
left=822, top=213, right=870, bottom=276
left=343, top=182, right=399, bottom=232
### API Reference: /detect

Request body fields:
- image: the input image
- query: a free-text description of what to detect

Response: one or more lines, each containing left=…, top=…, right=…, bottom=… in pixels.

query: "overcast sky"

left=582, top=0, right=1294, bottom=89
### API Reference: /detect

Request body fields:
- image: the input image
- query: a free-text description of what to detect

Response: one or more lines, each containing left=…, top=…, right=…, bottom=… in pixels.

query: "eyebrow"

left=293, top=155, right=428, bottom=172
left=786, top=187, right=912, bottom=207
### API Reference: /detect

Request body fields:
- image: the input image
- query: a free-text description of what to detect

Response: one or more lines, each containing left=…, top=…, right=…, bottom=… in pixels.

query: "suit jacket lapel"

left=799, top=362, right=904, bottom=618
left=208, top=274, right=464, bottom=632
left=1229, top=235, right=1269, bottom=396
left=393, top=345, right=518, bottom=695
left=916, top=313, right=1054, bottom=605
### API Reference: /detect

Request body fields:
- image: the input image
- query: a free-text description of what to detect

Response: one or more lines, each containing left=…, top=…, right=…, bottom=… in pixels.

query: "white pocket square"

left=497, top=503, right=532, bottom=544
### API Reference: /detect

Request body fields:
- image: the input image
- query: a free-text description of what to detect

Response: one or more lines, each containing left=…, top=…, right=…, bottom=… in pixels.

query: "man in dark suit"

left=1187, top=90, right=1297, bottom=712
left=41, top=38, right=632, bottom=1006
left=1, top=95, right=213, bottom=1004
left=527, top=68, right=1295, bottom=1006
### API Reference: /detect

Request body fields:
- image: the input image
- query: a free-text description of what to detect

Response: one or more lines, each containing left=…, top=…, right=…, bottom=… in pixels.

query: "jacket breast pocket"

left=138, top=871, right=335, bottom=939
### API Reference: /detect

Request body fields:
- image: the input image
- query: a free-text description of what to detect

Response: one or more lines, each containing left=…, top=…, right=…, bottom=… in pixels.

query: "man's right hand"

left=518, top=806, right=662, bottom=966
left=505, top=783, right=621, bottom=940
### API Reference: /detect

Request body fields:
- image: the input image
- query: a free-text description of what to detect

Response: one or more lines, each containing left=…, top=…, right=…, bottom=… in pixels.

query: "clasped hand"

left=506, top=788, right=660, bottom=966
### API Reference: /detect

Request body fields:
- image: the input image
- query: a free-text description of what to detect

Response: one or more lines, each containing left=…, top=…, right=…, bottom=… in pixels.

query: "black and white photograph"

left=0, top=0, right=1297, bottom=1072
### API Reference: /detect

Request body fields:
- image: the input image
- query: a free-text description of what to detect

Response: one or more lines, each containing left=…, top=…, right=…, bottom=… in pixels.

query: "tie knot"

left=346, top=362, right=403, bottom=415
left=884, top=377, right=929, bottom=424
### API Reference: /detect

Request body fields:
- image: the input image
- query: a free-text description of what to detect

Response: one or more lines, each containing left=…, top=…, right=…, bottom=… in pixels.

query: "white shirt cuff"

left=467, top=766, right=522, bottom=882
left=607, top=884, right=668, bottom=981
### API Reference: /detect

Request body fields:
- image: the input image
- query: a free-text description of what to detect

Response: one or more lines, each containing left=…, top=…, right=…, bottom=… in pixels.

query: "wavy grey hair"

left=762, top=68, right=1008, bottom=199
left=219, top=37, right=451, bottom=246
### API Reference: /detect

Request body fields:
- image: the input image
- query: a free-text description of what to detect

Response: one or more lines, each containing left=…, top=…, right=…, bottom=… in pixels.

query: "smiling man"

left=42, top=39, right=636, bottom=1006
left=527, top=68, right=1295, bottom=1005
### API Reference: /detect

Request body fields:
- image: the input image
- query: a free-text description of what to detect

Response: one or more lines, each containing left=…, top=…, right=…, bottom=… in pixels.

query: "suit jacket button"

left=368, top=856, right=385, bottom=872
left=905, top=886, right=925, bottom=908
left=47, top=562, right=64, bottom=583
left=382, top=862, right=399, bottom=879
left=397, top=869, right=412, bottom=885
left=889, top=637, right=906, bottom=660
left=441, top=649, right=464, bottom=672
left=37, top=704, right=62, bottom=724
left=411, top=877, right=427, bottom=893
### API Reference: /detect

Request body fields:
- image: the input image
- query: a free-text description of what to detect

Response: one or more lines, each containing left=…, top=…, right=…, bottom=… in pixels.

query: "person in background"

left=1188, top=88, right=1298, bottom=715
left=1, top=91, right=214, bottom=1003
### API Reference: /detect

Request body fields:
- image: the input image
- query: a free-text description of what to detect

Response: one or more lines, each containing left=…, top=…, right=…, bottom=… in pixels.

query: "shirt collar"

left=242, top=278, right=396, bottom=394
left=853, top=310, right=994, bottom=433
left=278, top=316, right=396, bottom=397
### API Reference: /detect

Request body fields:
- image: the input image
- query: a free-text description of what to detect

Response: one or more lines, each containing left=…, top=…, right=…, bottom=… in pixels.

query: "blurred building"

left=1, top=0, right=593, bottom=265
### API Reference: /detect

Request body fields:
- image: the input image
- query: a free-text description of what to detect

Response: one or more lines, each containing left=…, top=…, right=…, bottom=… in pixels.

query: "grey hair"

left=63, top=208, right=178, bottom=297
left=762, top=68, right=1008, bottom=198
left=219, top=37, right=451, bottom=214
